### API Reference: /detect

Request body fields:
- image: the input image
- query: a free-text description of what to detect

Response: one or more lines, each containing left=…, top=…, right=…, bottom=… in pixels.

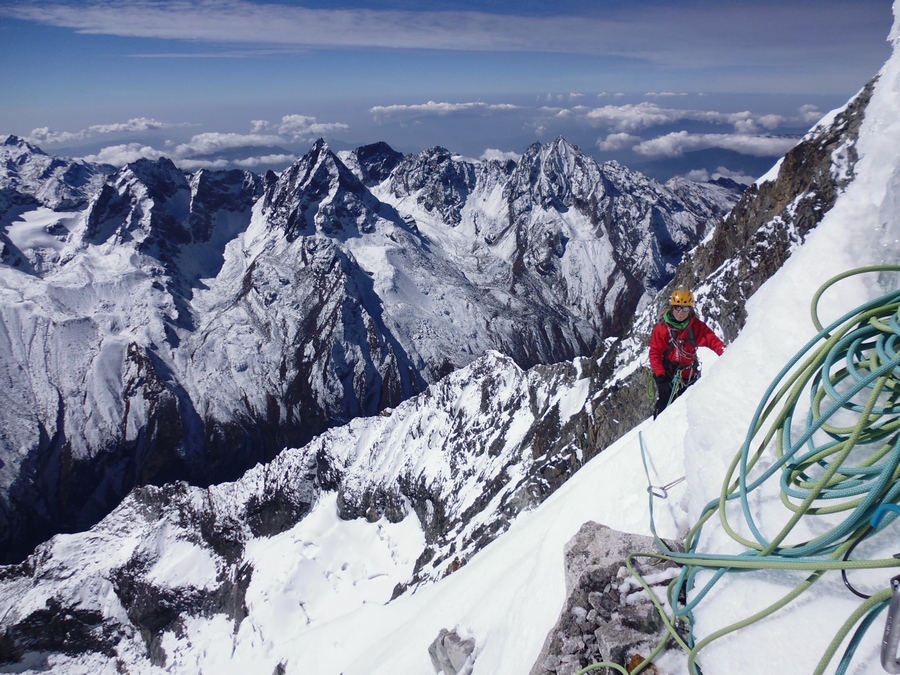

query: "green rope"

left=581, top=265, right=900, bottom=674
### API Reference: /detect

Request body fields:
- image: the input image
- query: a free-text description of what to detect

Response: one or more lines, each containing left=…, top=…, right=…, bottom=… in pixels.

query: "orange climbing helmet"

left=670, top=288, right=695, bottom=307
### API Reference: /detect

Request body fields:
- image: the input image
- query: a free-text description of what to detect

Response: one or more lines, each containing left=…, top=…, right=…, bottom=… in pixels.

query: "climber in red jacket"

left=649, top=288, right=725, bottom=418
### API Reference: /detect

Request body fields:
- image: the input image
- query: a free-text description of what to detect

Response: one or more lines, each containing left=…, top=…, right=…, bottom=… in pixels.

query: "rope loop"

left=584, top=265, right=900, bottom=675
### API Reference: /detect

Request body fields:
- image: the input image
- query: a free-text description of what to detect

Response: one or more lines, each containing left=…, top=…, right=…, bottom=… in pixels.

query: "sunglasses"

left=672, top=305, right=691, bottom=311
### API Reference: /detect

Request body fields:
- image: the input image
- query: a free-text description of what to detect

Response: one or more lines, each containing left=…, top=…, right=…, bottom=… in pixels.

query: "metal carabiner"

left=882, top=576, right=900, bottom=673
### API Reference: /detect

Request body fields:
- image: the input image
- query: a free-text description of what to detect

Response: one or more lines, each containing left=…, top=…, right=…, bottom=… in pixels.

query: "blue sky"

left=0, top=0, right=893, bottom=182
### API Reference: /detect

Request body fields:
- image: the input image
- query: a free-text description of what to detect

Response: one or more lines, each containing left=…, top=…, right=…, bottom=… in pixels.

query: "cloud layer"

left=0, top=0, right=886, bottom=70
left=34, top=114, right=350, bottom=170
left=26, top=93, right=813, bottom=181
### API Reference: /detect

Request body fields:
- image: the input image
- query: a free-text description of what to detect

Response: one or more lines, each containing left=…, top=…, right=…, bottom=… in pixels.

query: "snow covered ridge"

left=0, top=133, right=740, bottom=563
left=0, top=349, right=597, bottom=672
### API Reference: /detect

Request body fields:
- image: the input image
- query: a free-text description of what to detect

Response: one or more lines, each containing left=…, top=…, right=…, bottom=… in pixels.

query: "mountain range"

left=2, top=11, right=892, bottom=664
left=0, top=133, right=741, bottom=564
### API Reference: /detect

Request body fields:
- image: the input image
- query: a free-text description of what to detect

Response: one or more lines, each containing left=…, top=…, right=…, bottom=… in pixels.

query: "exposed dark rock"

left=352, top=141, right=405, bottom=185
left=0, top=597, right=123, bottom=665
left=390, top=146, right=478, bottom=227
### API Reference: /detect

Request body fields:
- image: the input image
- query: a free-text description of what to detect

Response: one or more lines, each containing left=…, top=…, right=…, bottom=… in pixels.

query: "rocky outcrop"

left=530, top=522, right=683, bottom=675
left=429, top=629, right=476, bottom=675
left=670, top=78, right=876, bottom=342
left=577, top=77, right=878, bottom=467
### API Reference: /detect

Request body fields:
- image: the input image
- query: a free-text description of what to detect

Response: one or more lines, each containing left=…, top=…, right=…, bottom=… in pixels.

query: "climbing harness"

left=579, top=264, right=900, bottom=675
left=667, top=370, right=688, bottom=405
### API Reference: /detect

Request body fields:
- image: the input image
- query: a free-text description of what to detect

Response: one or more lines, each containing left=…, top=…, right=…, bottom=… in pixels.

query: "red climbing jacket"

left=649, top=313, right=725, bottom=382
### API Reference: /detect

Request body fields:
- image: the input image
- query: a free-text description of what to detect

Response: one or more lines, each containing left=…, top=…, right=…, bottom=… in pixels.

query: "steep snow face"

left=680, top=11, right=900, bottom=673
left=0, top=136, right=737, bottom=563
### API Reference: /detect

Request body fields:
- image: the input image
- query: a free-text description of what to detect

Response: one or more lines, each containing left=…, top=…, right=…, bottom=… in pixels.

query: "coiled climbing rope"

left=578, top=264, right=900, bottom=675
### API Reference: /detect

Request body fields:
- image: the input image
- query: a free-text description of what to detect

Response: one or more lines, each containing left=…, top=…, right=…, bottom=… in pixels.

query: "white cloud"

left=755, top=113, right=785, bottom=130
left=584, top=102, right=725, bottom=132
left=81, top=143, right=167, bottom=165
left=577, top=102, right=803, bottom=135
left=178, top=153, right=298, bottom=171
left=799, top=104, right=824, bottom=125
left=62, top=113, right=348, bottom=168
left=369, top=101, right=519, bottom=122
left=172, top=132, right=286, bottom=157
left=727, top=111, right=785, bottom=134
left=683, top=166, right=756, bottom=185
left=27, top=117, right=181, bottom=145
left=0, top=1, right=650, bottom=56
left=480, top=148, right=521, bottom=163
left=0, top=0, right=880, bottom=73
left=633, top=131, right=800, bottom=158
left=597, top=132, right=641, bottom=152
left=277, top=114, right=350, bottom=139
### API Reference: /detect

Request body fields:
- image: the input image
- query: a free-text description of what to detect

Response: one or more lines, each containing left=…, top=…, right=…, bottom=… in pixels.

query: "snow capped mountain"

left=0, top=132, right=739, bottom=564
left=0, top=135, right=114, bottom=214
left=2, top=16, right=899, bottom=668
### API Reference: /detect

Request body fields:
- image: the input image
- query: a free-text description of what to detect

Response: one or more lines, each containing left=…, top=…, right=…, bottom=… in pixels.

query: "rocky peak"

left=84, top=157, right=192, bottom=251
left=1, top=136, right=113, bottom=211
left=2, top=134, right=47, bottom=156
left=508, top=138, right=585, bottom=211
left=388, top=146, right=478, bottom=227
left=349, top=141, right=405, bottom=185
left=261, top=138, right=378, bottom=239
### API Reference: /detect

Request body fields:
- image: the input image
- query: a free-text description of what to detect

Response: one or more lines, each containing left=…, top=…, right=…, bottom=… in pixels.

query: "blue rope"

left=636, top=266, right=900, bottom=674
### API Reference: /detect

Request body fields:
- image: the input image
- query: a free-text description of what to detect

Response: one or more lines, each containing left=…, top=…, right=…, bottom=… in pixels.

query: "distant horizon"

left=0, top=0, right=892, bottom=183
left=1, top=120, right=807, bottom=189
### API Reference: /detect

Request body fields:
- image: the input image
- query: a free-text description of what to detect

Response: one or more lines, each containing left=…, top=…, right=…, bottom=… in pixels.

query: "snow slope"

left=231, top=7, right=900, bottom=673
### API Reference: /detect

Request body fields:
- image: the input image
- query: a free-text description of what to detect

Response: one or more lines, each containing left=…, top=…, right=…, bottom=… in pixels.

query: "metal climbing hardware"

left=648, top=476, right=686, bottom=500
left=882, top=576, right=900, bottom=673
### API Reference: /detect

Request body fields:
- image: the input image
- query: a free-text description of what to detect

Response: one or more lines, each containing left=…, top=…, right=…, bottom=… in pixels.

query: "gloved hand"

left=655, top=374, right=672, bottom=401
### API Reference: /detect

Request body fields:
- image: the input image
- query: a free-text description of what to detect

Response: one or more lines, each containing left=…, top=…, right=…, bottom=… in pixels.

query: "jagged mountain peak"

left=2, top=134, right=47, bottom=156
left=345, top=141, right=405, bottom=186
left=0, top=131, right=740, bottom=566
left=119, top=155, right=182, bottom=183
left=1, top=143, right=113, bottom=215
left=261, top=138, right=383, bottom=239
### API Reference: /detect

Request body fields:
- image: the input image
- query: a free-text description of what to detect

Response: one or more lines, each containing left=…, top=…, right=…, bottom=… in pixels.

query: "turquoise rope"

left=621, top=266, right=900, bottom=674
